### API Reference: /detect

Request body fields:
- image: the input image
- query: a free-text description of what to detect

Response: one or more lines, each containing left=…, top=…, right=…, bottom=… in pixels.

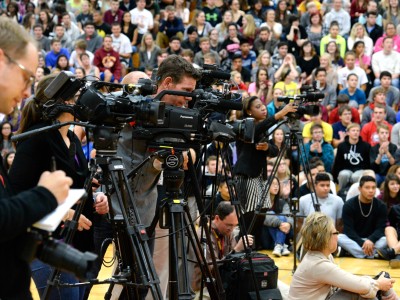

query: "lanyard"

left=212, top=229, right=225, bottom=259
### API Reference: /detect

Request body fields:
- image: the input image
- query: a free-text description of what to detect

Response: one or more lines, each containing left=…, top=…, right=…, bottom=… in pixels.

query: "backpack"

left=218, top=252, right=282, bottom=300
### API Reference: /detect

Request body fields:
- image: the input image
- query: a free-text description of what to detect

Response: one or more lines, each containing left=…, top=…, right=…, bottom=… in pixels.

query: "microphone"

left=201, top=69, right=231, bottom=81
left=215, top=99, right=243, bottom=111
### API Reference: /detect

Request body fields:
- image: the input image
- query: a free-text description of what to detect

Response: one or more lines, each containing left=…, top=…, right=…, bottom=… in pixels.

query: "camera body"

left=277, top=84, right=324, bottom=119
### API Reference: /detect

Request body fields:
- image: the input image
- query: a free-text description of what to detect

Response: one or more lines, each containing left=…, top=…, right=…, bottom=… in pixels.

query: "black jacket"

left=9, top=123, right=95, bottom=252
left=234, top=116, right=279, bottom=178
left=0, top=161, right=57, bottom=298
left=332, top=136, right=371, bottom=181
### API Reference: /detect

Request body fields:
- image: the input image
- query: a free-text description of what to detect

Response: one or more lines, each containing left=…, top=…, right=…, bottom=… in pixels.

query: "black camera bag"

left=219, top=252, right=281, bottom=300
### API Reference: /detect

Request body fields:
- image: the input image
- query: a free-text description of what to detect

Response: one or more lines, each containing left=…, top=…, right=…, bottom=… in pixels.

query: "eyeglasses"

left=331, top=231, right=340, bottom=235
left=3, top=52, right=35, bottom=89
left=222, top=221, right=237, bottom=229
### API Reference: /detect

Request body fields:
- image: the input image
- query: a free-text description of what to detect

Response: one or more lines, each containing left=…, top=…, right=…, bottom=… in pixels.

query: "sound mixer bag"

left=219, top=252, right=281, bottom=300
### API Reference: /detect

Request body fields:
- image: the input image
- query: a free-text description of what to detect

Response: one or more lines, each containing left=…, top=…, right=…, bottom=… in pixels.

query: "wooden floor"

left=31, top=246, right=400, bottom=299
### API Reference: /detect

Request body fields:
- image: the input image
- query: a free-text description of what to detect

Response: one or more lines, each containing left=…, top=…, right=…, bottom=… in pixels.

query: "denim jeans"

left=267, top=215, right=289, bottom=245
left=31, top=258, right=84, bottom=299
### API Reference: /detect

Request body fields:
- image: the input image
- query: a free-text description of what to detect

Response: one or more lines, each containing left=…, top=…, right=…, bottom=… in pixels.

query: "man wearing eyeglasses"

left=192, top=202, right=253, bottom=294
left=0, top=18, right=73, bottom=299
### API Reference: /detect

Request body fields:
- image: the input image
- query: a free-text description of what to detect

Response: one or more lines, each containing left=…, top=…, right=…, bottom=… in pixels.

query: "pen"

left=51, top=156, right=57, bottom=172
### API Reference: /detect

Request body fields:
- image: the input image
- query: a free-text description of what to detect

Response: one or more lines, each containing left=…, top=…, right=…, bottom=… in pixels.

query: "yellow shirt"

left=302, top=121, right=333, bottom=143
left=274, top=81, right=299, bottom=96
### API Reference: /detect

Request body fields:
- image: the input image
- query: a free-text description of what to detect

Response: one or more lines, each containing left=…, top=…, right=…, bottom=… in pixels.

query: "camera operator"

left=233, top=96, right=296, bottom=241
left=0, top=18, right=73, bottom=299
left=191, top=202, right=254, bottom=297
left=116, top=56, right=201, bottom=297
left=8, top=74, right=109, bottom=299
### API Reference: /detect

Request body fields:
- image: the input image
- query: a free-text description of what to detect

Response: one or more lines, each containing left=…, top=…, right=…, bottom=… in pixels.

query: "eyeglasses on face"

left=3, top=52, right=35, bottom=89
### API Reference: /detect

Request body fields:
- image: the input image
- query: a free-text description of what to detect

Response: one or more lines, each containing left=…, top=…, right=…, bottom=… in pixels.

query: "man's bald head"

left=121, top=71, right=149, bottom=84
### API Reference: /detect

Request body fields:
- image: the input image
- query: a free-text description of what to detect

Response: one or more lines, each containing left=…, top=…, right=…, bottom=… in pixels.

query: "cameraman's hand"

left=183, top=148, right=196, bottom=170
left=94, top=193, right=109, bottom=215
left=255, top=142, right=269, bottom=151
left=274, top=103, right=297, bottom=120
left=377, top=272, right=395, bottom=292
left=234, top=235, right=254, bottom=252
left=78, top=213, right=92, bottom=231
left=38, top=171, right=73, bottom=205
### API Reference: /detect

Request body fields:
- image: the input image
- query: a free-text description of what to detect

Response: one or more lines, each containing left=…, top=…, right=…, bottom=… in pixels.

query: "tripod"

left=198, top=137, right=263, bottom=300
left=248, top=119, right=321, bottom=272
left=145, top=145, right=225, bottom=300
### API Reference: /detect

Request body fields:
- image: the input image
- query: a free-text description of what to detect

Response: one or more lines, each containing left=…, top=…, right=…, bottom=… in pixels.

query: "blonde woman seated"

left=288, top=212, right=396, bottom=300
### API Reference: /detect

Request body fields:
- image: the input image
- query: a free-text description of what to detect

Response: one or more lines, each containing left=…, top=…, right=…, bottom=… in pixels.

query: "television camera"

left=277, top=83, right=325, bottom=119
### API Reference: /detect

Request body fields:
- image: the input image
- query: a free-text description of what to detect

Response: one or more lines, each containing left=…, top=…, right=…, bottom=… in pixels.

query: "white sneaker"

left=282, top=244, right=290, bottom=256
left=272, top=244, right=283, bottom=257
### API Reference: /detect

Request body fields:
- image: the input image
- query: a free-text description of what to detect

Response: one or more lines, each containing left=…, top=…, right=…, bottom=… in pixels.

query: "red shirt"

left=329, top=106, right=361, bottom=124
left=360, top=121, right=393, bottom=146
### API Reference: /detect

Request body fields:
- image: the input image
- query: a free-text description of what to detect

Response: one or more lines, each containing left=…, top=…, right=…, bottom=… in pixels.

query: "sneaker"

left=282, top=244, right=290, bottom=256
left=390, top=255, right=400, bottom=268
left=272, top=244, right=283, bottom=257
left=377, top=247, right=396, bottom=260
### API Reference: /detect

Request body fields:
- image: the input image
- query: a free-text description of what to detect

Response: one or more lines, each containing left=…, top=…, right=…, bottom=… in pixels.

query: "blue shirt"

left=338, top=88, right=366, bottom=108
left=332, top=121, right=348, bottom=140
left=45, top=48, right=70, bottom=68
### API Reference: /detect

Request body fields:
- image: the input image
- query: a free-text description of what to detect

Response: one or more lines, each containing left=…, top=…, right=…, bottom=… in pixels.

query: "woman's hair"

left=242, top=14, right=256, bottom=38
left=55, top=54, right=70, bottom=71
left=3, top=150, right=15, bottom=172
left=353, top=40, right=365, bottom=53
left=22, top=12, right=34, bottom=29
left=121, top=11, right=131, bottom=24
left=382, top=174, right=400, bottom=205
left=384, top=1, right=400, bottom=28
left=18, top=74, right=60, bottom=134
left=326, top=41, right=341, bottom=63
left=388, top=164, right=400, bottom=177
left=220, top=10, right=233, bottom=32
left=320, top=53, right=333, bottom=68
left=272, top=128, right=285, bottom=145
left=140, top=32, right=155, bottom=52
left=309, top=12, right=322, bottom=25
left=0, top=122, right=13, bottom=143
left=242, top=96, right=259, bottom=117
left=38, top=9, right=52, bottom=24
left=301, top=212, right=334, bottom=251
left=256, top=50, right=272, bottom=67
left=191, top=9, right=203, bottom=27
left=299, top=40, right=316, bottom=57
left=269, top=176, right=281, bottom=201
left=7, top=1, right=19, bottom=16
left=256, top=67, right=269, bottom=85
left=349, top=23, right=367, bottom=40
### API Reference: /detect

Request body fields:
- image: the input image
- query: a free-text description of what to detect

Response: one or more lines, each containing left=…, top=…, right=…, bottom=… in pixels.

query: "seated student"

left=370, top=124, right=397, bottom=186
left=262, top=176, right=293, bottom=257
left=346, top=169, right=380, bottom=200
left=338, top=73, right=366, bottom=115
left=332, top=123, right=371, bottom=191
left=289, top=212, right=396, bottom=300
left=302, top=107, right=333, bottom=144
left=361, top=103, right=393, bottom=147
left=299, top=173, right=343, bottom=229
left=301, top=124, right=334, bottom=173
left=328, top=94, right=361, bottom=125
left=367, top=71, right=400, bottom=110
left=338, top=175, right=388, bottom=259
left=361, top=87, right=397, bottom=127
left=332, top=105, right=353, bottom=148
left=378, top=176, right=400, bottom=267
